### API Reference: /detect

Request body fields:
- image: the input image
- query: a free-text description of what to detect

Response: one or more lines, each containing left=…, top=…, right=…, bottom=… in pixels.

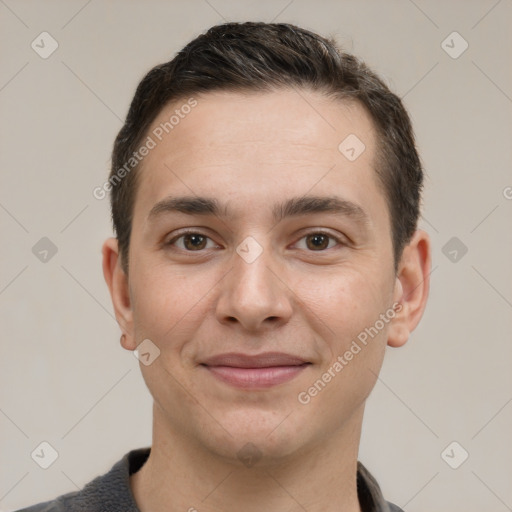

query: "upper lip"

left=201, top=352, right=309, bottom=368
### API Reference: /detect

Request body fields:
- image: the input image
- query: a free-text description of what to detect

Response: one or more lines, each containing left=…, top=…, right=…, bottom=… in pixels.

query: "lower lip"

left=204, top=365, right=309, bottom=389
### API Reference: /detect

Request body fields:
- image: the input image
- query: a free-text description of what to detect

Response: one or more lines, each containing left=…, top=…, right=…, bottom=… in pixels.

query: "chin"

left=198, top=410, right=309, bottom=466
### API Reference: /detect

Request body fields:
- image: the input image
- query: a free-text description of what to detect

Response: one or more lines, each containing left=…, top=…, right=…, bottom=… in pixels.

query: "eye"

left=166, top=231, right=218, bottom=251
left=165, top=230, right=345, bottom=253
left=295, top=231, right=344, bottom=251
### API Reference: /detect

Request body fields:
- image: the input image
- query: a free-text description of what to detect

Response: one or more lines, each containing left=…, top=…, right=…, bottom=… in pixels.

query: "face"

left=109, top=89, right=411, bottom=462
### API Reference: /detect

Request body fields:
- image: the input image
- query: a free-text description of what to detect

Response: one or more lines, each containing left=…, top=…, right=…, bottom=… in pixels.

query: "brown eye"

left=167, top=232, right=216, bottom=251
left=182, top=234, right=207, bottom=250
left=296, top=231, right=342, bottom=251
left=305, top=233, right=330, bottom=250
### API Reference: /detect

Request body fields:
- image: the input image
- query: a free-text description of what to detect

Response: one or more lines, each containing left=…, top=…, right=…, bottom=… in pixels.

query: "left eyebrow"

left=147, top=194, right=370, bottom=226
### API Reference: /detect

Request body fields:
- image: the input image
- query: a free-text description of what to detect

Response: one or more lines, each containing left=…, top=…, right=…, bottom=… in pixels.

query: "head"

left=109, top=21, right=423, bottom=276
left=102, top=22, right=430, bottom=463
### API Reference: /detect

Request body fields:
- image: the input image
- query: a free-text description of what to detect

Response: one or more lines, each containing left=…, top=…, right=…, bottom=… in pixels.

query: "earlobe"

left=387, top=230, right=431, bottom=348
left=101, top=238, right=136, bottom=350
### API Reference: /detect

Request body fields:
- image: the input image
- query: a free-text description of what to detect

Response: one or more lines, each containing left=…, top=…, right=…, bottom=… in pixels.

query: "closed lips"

left=200, top=352, right=311, bottom=389
left=201, top=352, right=310, bottom=368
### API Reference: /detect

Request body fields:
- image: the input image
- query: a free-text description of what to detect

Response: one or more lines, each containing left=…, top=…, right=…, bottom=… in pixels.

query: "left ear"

left=387, top=229, right=431, bottom=348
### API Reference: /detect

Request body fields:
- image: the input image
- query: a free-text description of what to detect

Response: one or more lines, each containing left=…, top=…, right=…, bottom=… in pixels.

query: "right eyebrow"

left=147, top=194, right=369, bottom=227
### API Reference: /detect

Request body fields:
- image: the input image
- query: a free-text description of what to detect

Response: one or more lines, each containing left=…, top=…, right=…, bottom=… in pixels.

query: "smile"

left=200, top=352, right=311, bottom=389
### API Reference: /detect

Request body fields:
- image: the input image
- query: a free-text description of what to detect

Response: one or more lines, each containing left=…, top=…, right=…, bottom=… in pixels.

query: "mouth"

left=200, top=352, right=311, bottom=389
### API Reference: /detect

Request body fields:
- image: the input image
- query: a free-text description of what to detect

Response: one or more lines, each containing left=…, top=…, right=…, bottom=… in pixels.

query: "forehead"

left=132, top=89, right=385, bottom=226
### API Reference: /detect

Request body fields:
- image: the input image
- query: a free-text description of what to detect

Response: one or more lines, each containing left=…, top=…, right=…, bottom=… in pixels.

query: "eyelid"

left=165, top=228, right=219, bottom=249
left=291, top=229, right=348, bottom=250
left=165, top=228, right=347, bottom=252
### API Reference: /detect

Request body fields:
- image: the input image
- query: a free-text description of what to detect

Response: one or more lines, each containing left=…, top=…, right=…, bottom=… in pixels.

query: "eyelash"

left=165, top=229, right=346, bottom=253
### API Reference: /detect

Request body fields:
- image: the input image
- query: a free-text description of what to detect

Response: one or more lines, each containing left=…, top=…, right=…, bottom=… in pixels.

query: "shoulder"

left=12, top=492, right=77, bottom=512
left=357, top=460, right=404, bottom=512
left=12, top=448, right=150, bottom=512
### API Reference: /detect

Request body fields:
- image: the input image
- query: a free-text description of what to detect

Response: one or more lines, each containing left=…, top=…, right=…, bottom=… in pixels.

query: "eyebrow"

left=147, top=195, right=369, bottom=225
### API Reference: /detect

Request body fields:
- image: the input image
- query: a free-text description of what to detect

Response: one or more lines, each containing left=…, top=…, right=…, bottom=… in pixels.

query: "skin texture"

left=102, top=89, right=431, bottom=512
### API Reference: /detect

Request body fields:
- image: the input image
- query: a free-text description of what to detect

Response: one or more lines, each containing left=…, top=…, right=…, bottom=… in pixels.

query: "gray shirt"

left=14, top=447, right=404, bottom=512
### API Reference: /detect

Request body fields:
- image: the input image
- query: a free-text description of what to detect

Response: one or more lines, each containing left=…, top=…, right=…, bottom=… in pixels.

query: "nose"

left=215, top=241, right=293, bottom=332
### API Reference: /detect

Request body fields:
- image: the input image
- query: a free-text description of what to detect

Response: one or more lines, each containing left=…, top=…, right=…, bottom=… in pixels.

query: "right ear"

left=101, top=237, right=137, bottom=351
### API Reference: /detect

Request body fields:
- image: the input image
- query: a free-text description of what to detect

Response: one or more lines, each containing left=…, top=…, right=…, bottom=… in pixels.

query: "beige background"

left=1, top=1, right=511, bottom=511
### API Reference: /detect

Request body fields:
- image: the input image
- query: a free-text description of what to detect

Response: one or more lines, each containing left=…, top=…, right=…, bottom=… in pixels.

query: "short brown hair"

left=109, top=21, right=423, bottom=274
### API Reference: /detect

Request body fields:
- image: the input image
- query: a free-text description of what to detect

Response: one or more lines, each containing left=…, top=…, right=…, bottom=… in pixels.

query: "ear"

left=387, top=230, right=431, bottom=348
left=102, top=237, right=137, bottom=351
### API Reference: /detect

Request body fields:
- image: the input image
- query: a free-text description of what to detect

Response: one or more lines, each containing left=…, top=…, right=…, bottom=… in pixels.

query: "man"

left=18, top=21, right=430, bottom=512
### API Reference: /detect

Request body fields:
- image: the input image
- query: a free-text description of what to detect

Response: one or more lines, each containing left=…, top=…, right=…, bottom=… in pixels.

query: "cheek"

left=298, top=266, right=392, bottom=349
left=130, top=264, right=208, bottom=344
left=295, top=271, right=392, bottom=427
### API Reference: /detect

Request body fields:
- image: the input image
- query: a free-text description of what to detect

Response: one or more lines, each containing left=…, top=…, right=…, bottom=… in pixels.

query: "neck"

left=131, top=403, right=364, bottom=512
